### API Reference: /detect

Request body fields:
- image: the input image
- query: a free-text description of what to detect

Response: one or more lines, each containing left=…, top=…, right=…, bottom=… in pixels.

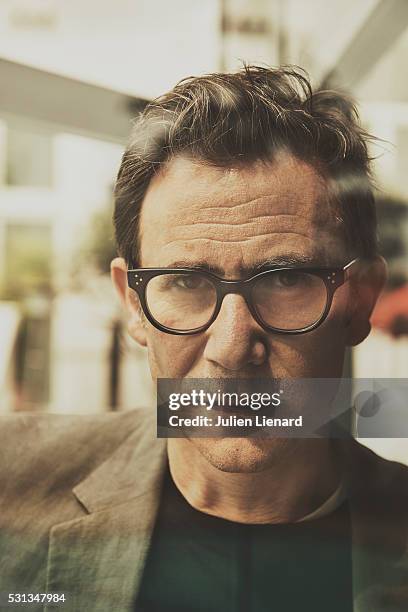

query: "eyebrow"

left=164, top=253, right=325, bottom=276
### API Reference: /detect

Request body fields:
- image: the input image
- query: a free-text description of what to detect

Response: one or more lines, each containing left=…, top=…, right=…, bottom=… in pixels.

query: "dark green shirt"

left=135, top=467, right=353, bottom=612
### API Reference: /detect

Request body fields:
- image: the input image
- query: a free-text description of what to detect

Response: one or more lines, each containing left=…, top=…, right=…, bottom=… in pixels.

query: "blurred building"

left=0, top=115, right=153, bottom=413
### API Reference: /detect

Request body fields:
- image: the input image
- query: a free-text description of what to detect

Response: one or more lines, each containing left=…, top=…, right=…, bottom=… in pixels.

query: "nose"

left=203, top=294, right=268, bottom=371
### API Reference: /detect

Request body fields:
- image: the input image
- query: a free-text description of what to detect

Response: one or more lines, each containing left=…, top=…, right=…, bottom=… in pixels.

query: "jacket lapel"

left=45, top=411, right=167, bottom=612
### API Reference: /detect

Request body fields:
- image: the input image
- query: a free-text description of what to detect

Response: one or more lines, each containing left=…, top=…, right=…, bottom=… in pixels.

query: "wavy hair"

left=114, top=65, right=377, bottom=265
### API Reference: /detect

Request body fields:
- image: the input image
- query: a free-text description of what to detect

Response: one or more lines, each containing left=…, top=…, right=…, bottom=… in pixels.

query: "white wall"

left=0, top=0, right=221, bottom=99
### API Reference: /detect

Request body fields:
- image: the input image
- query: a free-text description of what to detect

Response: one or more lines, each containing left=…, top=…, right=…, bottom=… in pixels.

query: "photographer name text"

left=168, top=414, right=303, bottom=427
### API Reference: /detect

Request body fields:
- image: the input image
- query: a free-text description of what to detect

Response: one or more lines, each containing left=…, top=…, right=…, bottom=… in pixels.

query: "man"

left=1, top=66, right=407, bottom=612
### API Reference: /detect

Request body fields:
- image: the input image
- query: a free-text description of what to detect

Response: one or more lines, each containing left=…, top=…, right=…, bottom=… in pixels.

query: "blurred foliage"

left=0, top=224, right=52, bottom=301
left=87, top=205, right=118, bottom=274
left=73, top=202, right=118, bottom=280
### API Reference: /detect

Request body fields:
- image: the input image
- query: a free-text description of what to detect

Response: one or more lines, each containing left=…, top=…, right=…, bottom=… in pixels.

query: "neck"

left=167, top=438, right=342, bottom=524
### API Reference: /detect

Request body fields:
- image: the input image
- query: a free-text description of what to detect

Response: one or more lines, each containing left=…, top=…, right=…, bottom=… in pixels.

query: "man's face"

left=118, top=153, right=355, bottom=471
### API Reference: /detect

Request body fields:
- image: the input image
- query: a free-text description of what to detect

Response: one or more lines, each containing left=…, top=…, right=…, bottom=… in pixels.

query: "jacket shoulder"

left=0, top=408, right=153, bottom=492
left=349, top=440, right=408, bottom=500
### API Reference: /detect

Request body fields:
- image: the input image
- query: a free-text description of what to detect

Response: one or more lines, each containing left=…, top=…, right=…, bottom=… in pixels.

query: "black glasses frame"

left=127, top=259, right=361, bottom=336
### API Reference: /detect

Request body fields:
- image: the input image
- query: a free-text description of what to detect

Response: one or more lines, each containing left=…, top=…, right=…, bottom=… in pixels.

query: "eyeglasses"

left=127, top=259, right=361, bottom=335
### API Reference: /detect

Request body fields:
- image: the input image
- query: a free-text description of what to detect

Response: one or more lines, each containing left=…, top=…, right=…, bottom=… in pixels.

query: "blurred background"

left=0, top=0, right=407, bottom=459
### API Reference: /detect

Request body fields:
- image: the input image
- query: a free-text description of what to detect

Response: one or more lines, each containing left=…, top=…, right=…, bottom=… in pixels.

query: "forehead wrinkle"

left=145, top=159, right=330, bottom=216
left=162, top=214, right=327, bottom=232
left=156, top=224, right=344, bottom=265
left=139, top=154, right=344, bottom=266
left=165, top=217, right=304, bottom=231
left=163, top=230, right=319, bottom=246
left=161, top=211, right=330, bottom=245
left=194, top=165, right=330, bottom=215
left=165, top=192, right=334, bottom=238
left=201, top=186, right=323, bottom=209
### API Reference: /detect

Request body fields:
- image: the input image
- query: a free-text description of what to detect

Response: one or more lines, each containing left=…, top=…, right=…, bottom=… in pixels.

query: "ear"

left=111, top=257, right=147, bottom=347
left=346, top=256, right=387, bottom=346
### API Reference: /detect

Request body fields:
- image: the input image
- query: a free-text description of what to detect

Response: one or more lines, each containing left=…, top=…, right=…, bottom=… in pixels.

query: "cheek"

left=267, top=309, right=348, bottom=378
left=146, top=328, right=204, bottom=378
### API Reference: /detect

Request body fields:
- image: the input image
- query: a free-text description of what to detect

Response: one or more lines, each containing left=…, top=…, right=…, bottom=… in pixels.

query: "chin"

left=191, top=437, right=300, bottom=473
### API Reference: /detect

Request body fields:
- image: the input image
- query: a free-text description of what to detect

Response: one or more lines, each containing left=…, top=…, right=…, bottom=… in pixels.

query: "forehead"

left=139, top=154, right=344, bottom=271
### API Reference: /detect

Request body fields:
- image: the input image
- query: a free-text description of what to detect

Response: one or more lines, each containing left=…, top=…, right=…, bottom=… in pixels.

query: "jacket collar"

left=72, top=409, right=167, bottom=512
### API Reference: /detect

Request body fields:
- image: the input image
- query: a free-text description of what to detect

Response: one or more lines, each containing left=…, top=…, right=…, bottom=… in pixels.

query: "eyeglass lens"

left=144, top=270, right=328, bottom=332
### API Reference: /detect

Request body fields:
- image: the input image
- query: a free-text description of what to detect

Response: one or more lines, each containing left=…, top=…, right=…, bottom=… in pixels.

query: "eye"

left=174, top=275, right=206, bottom=290
left=275, top=271, right=305, bottom=287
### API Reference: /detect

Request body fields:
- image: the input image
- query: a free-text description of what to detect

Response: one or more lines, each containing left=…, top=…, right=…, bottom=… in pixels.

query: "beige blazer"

left=0, top=409, right=407, bottom=611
